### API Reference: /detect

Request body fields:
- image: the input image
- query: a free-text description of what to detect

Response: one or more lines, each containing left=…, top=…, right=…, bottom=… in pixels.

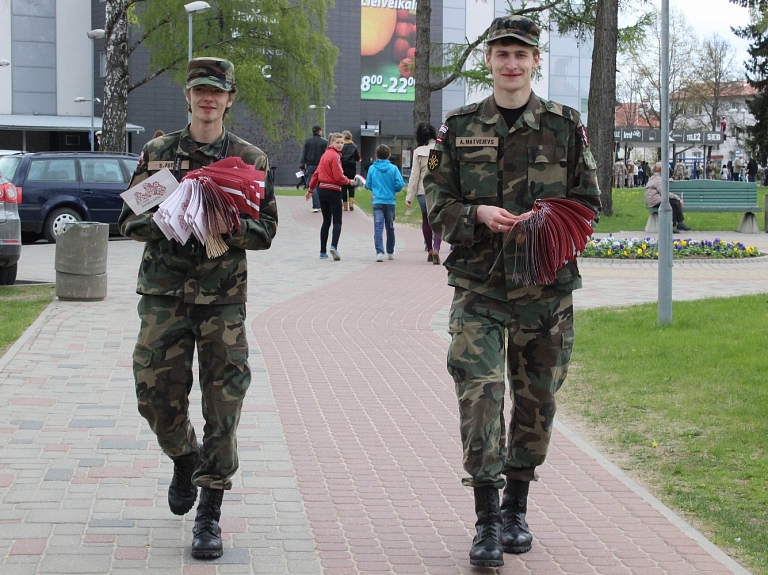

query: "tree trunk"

left=586, top=0, right=619, bottom=216
left=101, top=0, right=129, bottom=152
left=413, top=0, right=432, bottom=127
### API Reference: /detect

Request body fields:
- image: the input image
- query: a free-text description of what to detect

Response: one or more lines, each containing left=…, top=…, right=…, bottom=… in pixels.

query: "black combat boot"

left=469, top=486, right=504, bottom=567
left=168, top=444, right=201, bottom=515
left=501, top=478, right=533, bottom=554
left=191, top=487, right=224, bottom=559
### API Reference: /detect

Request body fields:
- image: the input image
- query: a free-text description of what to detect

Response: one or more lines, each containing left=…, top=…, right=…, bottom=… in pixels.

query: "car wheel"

left=0, top=263, right=17, bottom=286
left=44, top=207, right=81, bottom=243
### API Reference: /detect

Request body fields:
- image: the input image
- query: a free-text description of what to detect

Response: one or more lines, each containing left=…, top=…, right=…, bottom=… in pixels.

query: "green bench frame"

left=646, top=180, right=763, bottom=233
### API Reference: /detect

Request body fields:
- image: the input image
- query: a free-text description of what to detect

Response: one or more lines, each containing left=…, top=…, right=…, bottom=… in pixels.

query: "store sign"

left=360, top=2, right=417, bottom=101
left=614, top=128, right=726, bottom=145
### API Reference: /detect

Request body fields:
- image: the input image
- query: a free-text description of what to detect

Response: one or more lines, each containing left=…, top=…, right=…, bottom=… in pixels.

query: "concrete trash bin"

left=54, top=222, right=108, bottom=301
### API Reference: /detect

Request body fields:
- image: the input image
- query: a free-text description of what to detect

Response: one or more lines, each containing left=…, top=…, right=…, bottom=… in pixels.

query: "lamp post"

left=185, top=1, right=212, bottom=123
left=75, top=96, right=102, bottom=150
left=85, top=29, right=105, bottom=151
left=309, top=104, right=331, bottom=134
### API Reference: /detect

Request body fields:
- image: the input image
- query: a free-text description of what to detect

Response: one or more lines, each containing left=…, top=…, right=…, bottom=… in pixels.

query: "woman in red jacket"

left=306, top=133, right=356, bottom=260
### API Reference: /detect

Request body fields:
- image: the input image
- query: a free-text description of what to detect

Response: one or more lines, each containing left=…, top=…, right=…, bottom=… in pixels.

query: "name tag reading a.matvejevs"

left=121, top=168, right=180, bottom=215
left=456, top=137, right=499, bottom=147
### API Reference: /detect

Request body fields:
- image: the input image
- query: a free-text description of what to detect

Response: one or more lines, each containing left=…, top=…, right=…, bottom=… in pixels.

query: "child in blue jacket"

left=365, top=144, right=404, bottom=261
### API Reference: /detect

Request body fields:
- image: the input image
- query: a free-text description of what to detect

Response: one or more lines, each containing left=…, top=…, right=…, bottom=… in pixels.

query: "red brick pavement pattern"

left=254, top=200, right=742, bottom=574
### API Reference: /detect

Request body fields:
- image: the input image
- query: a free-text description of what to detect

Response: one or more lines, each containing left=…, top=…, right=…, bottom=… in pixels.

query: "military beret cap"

left=486, top=15, right=540, bottom=47
left=186, top=57, right=236, bottom=92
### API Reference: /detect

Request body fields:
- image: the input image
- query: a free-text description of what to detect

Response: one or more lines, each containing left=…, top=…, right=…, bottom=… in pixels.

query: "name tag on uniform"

left=456, top=137, right=499, bottom=147
left=148, top=160, right=189, bottom=171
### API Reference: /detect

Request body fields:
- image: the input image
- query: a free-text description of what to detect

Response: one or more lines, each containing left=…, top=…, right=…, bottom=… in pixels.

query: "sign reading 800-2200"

left=361, top=74, right=415, bottom=93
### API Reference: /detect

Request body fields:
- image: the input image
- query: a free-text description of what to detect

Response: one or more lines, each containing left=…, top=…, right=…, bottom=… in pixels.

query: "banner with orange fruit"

left=360, top=2, right=417, bottom=101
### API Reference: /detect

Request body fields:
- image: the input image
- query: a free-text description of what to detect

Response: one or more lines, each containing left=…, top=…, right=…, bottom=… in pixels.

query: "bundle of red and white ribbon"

left=153, top=157, right=265, bottom=258
left=513, top=198, right=595, bottom=286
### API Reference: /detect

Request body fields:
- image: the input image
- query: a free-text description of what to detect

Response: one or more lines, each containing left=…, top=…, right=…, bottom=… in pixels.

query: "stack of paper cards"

left=124, top=158, right=266, bottom=259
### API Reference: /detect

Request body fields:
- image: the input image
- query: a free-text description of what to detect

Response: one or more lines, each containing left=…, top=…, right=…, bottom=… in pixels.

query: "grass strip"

left=0, top=285, right=55, bottom=356
left=563, top=294, right=768, bottom=574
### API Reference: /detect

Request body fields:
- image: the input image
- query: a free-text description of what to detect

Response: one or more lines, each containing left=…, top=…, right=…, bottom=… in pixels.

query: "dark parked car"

left=0, top=152, right=139, bottom=243
left=0, top=167, right=21, bottom=285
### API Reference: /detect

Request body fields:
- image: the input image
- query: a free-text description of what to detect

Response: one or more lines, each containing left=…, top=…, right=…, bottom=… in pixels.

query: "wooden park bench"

left=645, top=180, right=763, bottom=233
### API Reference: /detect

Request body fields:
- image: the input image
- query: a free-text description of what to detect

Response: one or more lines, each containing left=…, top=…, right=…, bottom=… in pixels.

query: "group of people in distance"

left=300, top=121, right=444, bottom=263
left=117, top=12, right=610, bottom=570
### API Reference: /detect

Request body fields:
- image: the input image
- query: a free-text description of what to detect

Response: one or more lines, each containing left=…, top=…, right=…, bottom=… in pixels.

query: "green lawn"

left=278, top=186, right=768, bottom=233
left=595, top=187, right=767, bottom=233
left=562, top=295, right=768, bottom=574
left=0, top=286, right=55, bottom=355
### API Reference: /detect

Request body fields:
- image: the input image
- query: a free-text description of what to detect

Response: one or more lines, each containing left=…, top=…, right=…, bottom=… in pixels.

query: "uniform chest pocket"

left=458, top=146, right=498, bottom=200
left=527, top=144, right=568, bottom=201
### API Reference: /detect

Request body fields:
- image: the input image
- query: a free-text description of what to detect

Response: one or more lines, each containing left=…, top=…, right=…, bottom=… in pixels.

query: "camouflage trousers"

left=133, top=295, right=251, bottom=490
left=447, top=287, right=574, bottom=488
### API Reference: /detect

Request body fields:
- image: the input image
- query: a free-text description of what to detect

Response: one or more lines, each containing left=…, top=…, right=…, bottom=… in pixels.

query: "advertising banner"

left=360, top=1, right=418, bottom=101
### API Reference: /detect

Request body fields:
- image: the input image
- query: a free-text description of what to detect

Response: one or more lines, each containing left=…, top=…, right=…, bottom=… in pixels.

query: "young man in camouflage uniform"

left=424, top=16, right=600, bottom=568
left=119, top=57, right=278, bottom=560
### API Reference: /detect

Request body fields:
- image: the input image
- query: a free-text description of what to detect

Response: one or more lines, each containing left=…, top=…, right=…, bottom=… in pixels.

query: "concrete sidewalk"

left=0, top=196, right=765, bottom=574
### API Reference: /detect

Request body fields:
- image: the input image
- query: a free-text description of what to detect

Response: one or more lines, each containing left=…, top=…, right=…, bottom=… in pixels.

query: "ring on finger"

left=498, top=224, right=502, bottom=231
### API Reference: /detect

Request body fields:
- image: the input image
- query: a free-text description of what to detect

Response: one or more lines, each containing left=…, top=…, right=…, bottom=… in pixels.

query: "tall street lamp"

left=75, top=96, right=102, bottom=150
left=185, top=1, right=212, bottom=123
left=309, top=104, right=331, bottom=134
left=86, top=29, right=105, bottom=151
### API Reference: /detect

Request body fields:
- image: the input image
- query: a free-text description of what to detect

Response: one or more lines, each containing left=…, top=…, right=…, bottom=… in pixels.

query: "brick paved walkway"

left=1, top=196, right=765, bottom=574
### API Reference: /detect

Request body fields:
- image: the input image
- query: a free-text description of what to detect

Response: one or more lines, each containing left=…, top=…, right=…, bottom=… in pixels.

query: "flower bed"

left=581, top=236, right=762, bottom=260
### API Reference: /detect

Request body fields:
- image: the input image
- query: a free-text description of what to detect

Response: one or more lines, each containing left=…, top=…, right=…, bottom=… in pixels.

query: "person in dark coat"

left=299, top=125, right=328, bottom=212
left=340, top=130, right=362, bottom=210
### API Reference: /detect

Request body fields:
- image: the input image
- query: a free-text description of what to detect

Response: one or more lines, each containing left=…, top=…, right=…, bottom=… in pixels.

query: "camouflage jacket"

left=118, top=127, right=278, bottom=305
left=424, top=93, right=601, bottom=301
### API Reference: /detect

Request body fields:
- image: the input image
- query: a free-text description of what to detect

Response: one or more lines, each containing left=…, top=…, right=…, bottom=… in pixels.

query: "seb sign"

left=614, top=129, right=724, bottom=144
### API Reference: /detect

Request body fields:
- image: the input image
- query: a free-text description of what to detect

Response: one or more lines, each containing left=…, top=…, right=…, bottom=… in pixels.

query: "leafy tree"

left=732, top=1, right=768, bottom=162
left=689, top=34, right=741, bottom=162
left=101, top=0, right=336, bottom=152
left=624, top=7, right=699, bottom=164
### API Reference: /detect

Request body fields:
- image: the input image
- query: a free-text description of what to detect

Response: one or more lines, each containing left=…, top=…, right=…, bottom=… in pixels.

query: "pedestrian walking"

left=365, top=144, right=404, bottom=261
left=118, top=57, right=278, bottom=560
left=306, top=132, right=356, bottom=260
left=424, top=15, right=600, bottom=568
left=300, top=126, right=328, bottom=212
left=340, top=130, right=362, bottom=211
left=406, top=122, right=443, bottom=264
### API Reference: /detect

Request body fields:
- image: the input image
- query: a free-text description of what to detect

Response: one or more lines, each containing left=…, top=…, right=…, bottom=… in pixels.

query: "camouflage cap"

left=186, top=57, right=236, bottom=92
left=486, top=15, right=540, bottom=47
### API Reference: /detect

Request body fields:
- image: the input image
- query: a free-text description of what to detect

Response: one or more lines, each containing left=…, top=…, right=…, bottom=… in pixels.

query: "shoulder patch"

left=445, top=101, right=479, bottom=120
left=427, top=149, right=442, bottom=171
left=540, top=98, right=582, bottom=124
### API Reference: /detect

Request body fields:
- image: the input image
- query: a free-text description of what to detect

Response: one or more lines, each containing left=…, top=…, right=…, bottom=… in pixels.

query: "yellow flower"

left=721, top=240, right=726, bottom=245
left=734, top=247, right=739, bottom=252
left=642, top=244, right=647, bottom=250
left=623, top=250, right=628, bottom=256
left=651, top=441, right=659, bottom=448
left=607, top=250, right=612, bottom=255
left=682, top=240, right=688, bottom=247
left=637, top=248, right=643, bottom=255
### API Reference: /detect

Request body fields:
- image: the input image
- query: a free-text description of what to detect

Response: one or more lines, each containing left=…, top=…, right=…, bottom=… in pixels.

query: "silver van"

left=0, top=167, right=21, bottom=285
